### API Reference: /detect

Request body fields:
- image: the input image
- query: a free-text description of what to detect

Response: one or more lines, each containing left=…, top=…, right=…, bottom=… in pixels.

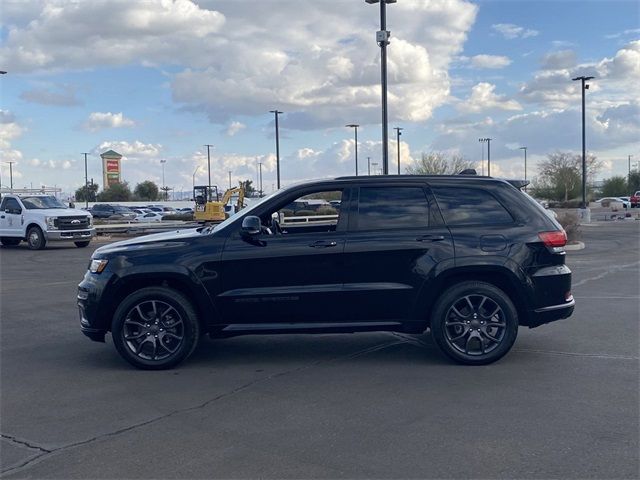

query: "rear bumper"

left=528, top=296, right=575, bottom=328
left=523, top=264, right=575, bottom=328
left=47, top=228, right=95, bottom=241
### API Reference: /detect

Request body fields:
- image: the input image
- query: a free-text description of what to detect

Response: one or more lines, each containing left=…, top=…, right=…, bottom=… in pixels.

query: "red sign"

left=106, top=160, right=119, bottom=173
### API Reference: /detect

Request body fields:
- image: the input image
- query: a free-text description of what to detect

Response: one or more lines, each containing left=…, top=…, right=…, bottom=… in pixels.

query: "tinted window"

left=357, top=187, right=430, bottom=230
left=277, top=190, right=343, bottom=234
left=432, top=187, right=513, bottom=225
left=2, top=198, right=21, bottom=211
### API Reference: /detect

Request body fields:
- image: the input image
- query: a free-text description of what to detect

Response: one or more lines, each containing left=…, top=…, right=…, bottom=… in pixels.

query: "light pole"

left=479, top=138, right=492, bottom=176
left=367, top=156, right=371, bottom=175
left=394, top=127, right=403, bottom=174
left=228, top=170, right=232, bottom=190
left=160, top=159, right=167, bottom=201
left=270, top=110, right=283, bottom=189
left=192, top=166, right=200, bottom=191
left=258, top=162, right=263, bottom=197
left=81, top=153, right=89, bottom=207
left=519, top=146, right=527, bottom=188
left=204, top=144, right=213, bottom=197
left=366, top=0, right=396, bottom=175
left=572, top=75, right=595, bottom=209
left=346, top=124, right=359, bottom=175
left=7, top=161, right=15, bottom=189
left=628, top=155, right=633, bottom=186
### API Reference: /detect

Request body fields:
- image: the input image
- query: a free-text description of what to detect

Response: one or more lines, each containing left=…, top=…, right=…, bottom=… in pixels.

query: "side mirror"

left=241, top=216, right=261, bottom=236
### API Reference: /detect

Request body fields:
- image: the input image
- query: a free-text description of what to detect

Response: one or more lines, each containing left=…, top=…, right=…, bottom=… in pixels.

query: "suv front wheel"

left=112, top=287, right=200, bottom=370
left=431, top=281, right=518, bottom=365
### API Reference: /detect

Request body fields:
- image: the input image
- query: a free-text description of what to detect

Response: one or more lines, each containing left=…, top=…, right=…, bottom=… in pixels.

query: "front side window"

left=432, top=187, right=513, bottom=226
left=2, top=198, right=21, bottom=212
left=357, top=186, right=430, bottom=230
left=277, top=190, right=344, bottom=234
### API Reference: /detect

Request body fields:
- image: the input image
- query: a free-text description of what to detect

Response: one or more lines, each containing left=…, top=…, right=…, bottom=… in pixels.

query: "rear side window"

left=357, top=186, right=432, bottom=230
left=432, top=187, right=513, bottom=226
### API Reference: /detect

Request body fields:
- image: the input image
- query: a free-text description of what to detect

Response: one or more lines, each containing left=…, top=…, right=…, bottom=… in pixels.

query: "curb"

left=565, top=241, right=585, bottom=251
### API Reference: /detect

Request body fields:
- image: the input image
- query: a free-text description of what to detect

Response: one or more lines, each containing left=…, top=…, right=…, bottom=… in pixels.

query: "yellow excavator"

left=193, top=185, right=245, bottom=222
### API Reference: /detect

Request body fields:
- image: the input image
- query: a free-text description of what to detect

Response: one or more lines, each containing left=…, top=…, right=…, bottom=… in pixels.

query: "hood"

left=94, top=227, right=206, bottom=255
left=27, top=208, right=91, bottom=216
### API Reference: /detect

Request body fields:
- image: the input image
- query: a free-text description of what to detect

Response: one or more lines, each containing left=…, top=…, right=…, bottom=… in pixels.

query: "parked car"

left=78, top=174, right=574, bottom=369
left=629, top=191, right=640, bottom=208
left=89, top=204, right=136, bottom=220
left=134, top=212, right=163, bottom=223
left=596, top=197, right=630, bottom=209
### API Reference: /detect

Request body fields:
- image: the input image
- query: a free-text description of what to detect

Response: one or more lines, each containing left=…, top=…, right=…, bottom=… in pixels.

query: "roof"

left=100, top=150, right=122, bottom=158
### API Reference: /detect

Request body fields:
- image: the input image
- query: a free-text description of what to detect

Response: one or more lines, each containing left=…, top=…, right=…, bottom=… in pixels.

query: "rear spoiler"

left=456, top=169, right=530, bottom=190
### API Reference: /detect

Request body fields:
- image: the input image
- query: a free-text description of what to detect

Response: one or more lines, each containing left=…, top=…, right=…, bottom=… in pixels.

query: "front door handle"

left=416, top=234, right=445, bottom=242
left=309, top=240, right=338, bottom=248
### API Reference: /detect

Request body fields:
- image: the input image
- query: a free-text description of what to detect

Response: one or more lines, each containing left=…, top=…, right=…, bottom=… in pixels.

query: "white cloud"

left=224, top=121, right=246, bottom=137
left=19, top=83, right=82, bottom=106
left=470, top=54, right=512, bottom=69
left=95, top=140, right=162, bottom=159
left=491, top=23, right=539, bottom=40
left=83, top=112, right=135, bottom=132
left=459, top=83, right=522, bottom=113
left=540, top=50, right=577, bottom=70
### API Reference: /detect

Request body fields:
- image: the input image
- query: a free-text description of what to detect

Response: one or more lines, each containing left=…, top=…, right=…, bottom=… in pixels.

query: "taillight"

left=538, top=230, right=567, bottom=247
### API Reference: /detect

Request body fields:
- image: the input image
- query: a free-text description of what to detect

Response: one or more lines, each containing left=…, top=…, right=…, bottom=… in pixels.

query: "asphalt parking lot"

left=1, top=222, right=639, bottom=479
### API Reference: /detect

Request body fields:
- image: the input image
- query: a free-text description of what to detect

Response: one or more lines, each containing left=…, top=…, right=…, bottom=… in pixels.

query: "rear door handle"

left=416, top=234, right=445, bottom=242
left=309, top=240, right=338, bottom=248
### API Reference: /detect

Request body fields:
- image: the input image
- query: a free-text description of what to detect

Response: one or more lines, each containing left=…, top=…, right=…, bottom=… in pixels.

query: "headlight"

left=46, top=217, right=57, bottom=230
left=89, top=259, right=108, bottom=274
left=87, top=216, right=93, bottom=226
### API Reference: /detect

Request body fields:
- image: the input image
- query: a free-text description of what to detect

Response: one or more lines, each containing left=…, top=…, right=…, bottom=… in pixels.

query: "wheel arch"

left=414, top=265, right=533, bottom=329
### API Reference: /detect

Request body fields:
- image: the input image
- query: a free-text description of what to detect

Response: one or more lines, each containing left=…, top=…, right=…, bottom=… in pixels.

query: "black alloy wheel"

left=431, top=281, right=518, bottom=365
left=112, top=287, right=200, bottom=369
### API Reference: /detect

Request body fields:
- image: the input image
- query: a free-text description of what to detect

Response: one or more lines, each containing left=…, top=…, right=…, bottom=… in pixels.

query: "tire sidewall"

left=75, top=241, right=91, bottom=248
left=111, top=287, right=200, bottom=370
left=431, top=281, right=518, bottom=365
left=27, top=226, right=46, bottom=250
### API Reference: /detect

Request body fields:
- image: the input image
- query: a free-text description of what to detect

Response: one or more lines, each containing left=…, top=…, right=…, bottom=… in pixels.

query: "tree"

left=600, top=176, right=628, bottom=197
left=628, top=171, right=640, bottom=193
left=533, top=151, right=602, bottom=202
left=406, top=152, right=476, bottom=175
left=239, top=179, right=256, bottom=196
left=96, top=182, right=132, bottom=202
left=74, top=183, right=99, bottom=202
left=133, top=181, right=159, bottom=201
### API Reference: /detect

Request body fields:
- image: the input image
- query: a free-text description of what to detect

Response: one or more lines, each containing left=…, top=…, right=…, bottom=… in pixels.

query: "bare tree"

left=406, top=152, right=476, bottom=175
left=535, top=151, right=602, bottom=202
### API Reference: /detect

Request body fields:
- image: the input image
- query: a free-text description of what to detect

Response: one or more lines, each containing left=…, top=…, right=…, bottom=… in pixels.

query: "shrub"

left=556, top=212, right=581, bottom=243
left=162, top=213, right=193, bottom=221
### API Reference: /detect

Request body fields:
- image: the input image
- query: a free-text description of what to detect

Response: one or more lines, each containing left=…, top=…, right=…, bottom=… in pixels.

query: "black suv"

left=78, top=175, right=574, bottom=369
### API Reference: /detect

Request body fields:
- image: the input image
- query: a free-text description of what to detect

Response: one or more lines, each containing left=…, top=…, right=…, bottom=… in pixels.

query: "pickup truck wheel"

left=112, top=287, right=200, bottom=370
left=74, top=241, right=90, bottom=248
left=430, top=281, right=518, bottom=365
left=26, top=226, right=46, bottom=250
left=1, top=237, right=21, bottom=246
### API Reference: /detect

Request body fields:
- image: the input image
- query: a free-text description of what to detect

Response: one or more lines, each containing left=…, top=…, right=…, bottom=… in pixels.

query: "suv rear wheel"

left=431, top=281, right=518, bottom=365
left=112, top=287, right=200, bottom=370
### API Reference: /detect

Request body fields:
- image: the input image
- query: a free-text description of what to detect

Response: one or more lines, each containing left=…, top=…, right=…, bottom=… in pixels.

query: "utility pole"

left=160, top=160, right=167, bottom=201
left=81, top=153, right=89, bottom=207
left=366, top=0, right=396, bottom=175
left=270, top=110, right=283, bottom=189
left=572, top=75, right=595, bottom=209
left=346, top=124, right=359, bottom=175
left=8, top=161, right=15, bottom=189
left=228, top=170, right=232, bottom=190
left=519, top=147, right=527, bottom=189
left=628, top=155, right=633, bottom=186
left=258, top=162, right=263, bottom=197
left=394, top=127, right=403, bottom=174
left=479, top=138, right=492, bottom=176
left=367, top=156, right=371, bottom=175
left=204, top=144, right=213, bottom=199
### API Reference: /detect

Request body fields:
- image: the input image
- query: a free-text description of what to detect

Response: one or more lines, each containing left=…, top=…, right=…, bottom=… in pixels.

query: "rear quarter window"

left=432, top=187, right=513, bottom=226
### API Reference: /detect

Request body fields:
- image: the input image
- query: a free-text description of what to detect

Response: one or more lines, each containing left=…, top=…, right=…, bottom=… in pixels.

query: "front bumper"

left=47, top=228, right=95, bottom=241
left=78, top=270, right=112, bottom=342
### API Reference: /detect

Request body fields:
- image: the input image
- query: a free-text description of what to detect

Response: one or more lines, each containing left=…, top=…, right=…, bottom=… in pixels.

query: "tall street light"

left=628, top=155, right=633, bottom=186
left=81, top=153, right=89, bottom=207
left=366, top=0, right=396, bottom=175
left=192, top=166, right=200, bottom=191
left=228, top=170, right=232, bottom=190
left=346, top=124, right=359, bottom=175
left=7, top=161, right=15, bottom=189
left=367, top=156, right=371, bottom=175
left=572, top=75, right=595, bottom=209
left=270, top=110, right=283, bottom=189
left=203, top=144, right=214, bottom=198
left=519, top=146, right=527, bottom=189
left=258, top=162, right=264, bottom=197
left=479, top=138, right=492, bottom=176
left=394, top=127, right=403, bottom=174
left=160, top=159, right=167, bottom=201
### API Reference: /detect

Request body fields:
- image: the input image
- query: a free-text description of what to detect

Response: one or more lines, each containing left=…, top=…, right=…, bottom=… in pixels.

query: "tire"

left=74, top=241, right=91, bottom=248
left=1, top=237, right=21, bottom=246
left=430, top=281, right=518, bottom=365
left=26, top=226, right=46, bottom=250
left=111, top=287, right=200, bottom=370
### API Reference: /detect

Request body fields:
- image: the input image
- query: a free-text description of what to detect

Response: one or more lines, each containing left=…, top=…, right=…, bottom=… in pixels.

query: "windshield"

left=212, top=190, right=281, bottom=233
left=21, top=196, right=67, bottom=209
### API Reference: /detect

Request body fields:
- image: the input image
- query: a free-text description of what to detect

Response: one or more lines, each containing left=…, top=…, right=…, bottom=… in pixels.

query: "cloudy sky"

left=1, top=0, right=638, bottom=196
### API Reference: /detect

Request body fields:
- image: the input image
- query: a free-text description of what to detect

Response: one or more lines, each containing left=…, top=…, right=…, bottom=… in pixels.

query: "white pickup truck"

left=0, top=194, right=95, bottom=250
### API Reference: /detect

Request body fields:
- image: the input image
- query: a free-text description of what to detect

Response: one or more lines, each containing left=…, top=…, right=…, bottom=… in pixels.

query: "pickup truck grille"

left=55, top=216, right=90, bottom=230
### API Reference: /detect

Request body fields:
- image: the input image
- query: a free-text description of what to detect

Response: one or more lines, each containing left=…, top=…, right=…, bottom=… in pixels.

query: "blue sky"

left=0, top=0, right=638, bottom=197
